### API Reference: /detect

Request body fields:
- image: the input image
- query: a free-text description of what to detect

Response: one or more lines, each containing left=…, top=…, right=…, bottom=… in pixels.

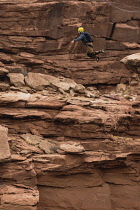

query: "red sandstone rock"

left=59, top=141, right=85, bottom=154
left=0, top=125, right=11, bottom=162
left=121, top=53, right=140, bottom=73
left=8, top=73, right=25, bottom=87
left=0, top=67, right=9, bottom=76
left=0, top=1, right=139, bottom=210
left=1, top=186, right=39, bottom=206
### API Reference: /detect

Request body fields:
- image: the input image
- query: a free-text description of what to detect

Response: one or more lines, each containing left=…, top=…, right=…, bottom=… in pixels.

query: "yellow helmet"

left=78, top=27, right=84, bottom=33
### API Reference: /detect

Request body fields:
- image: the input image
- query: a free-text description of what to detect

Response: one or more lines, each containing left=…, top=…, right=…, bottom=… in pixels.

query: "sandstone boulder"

left=25, top=73, right=50, bottom=91
left=20, top=133, right=43, bottom=146
left=39, top=140, right=59, bottom=154
left=8, top=73, right=25, bottom=87
left=59, top=142, right=85, bottom=154
left=25, top=72, right=81, bottom=93
left=121, top=53, right=140, bottom=73
left=0, top=125, right=11, bottom=162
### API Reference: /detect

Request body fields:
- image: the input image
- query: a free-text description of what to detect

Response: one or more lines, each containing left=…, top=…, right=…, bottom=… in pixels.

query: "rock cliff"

left=0, top=0, right=140, bottom=210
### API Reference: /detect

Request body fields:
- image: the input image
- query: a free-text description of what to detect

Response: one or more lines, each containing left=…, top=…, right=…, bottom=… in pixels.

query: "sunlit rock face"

left=0, top=0, right=140, bottom=86
left=121, top=53, right=140, bottom=73
left=0, top=0, right=140, bottom=210
left=0, top=125, right=10, bottom=162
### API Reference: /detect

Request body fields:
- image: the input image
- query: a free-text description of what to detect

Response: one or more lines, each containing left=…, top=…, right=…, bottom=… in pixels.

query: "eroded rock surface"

left=0, top=0, right=140, bottom=210
left=0, top=125, right=11, bottom=162
left=121, top=53, right=140, bottom=73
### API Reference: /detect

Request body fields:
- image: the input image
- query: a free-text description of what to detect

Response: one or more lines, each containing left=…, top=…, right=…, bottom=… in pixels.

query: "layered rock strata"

left=0, top=0, right=140, bottom=210
left=0, top=0, right=140, bottom=86
left=0, top=53, right=140, bottom=210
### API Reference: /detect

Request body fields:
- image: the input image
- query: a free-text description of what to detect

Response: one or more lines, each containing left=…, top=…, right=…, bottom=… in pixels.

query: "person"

left=71, top=27, right=104, bottom=62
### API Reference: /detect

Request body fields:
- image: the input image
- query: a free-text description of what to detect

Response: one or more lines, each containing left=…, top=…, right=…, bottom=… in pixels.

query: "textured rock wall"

left=0, top=0, right=140, bottom=210
left=0, top=0, right=139, bottom=86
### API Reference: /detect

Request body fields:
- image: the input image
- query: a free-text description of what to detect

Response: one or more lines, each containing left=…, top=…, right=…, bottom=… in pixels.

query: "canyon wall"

left=0, top=0, right=140, bottom=210
left=0, top=0, right=140, bottom=85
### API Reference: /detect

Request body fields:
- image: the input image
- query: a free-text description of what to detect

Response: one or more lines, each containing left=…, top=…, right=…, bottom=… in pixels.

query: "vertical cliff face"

left=0, top=0, right=140, bottom=210
left=0, top=0, right=139, bottom=85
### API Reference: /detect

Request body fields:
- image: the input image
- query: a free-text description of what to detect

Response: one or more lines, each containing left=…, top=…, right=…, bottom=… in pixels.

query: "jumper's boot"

left=87, top=53, right=94, bottom=58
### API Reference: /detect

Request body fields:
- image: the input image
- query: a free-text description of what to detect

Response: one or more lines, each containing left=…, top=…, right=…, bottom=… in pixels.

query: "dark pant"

left=86, top=42, right=101, bottom=58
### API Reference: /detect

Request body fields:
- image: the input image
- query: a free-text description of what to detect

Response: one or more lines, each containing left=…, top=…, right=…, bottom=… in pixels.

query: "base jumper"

left=71, top=27, right=105, bottom=62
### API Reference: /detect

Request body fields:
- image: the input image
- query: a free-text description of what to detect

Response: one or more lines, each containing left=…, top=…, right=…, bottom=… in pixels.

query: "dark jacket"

left=74, top=32, right=93, bottom=45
